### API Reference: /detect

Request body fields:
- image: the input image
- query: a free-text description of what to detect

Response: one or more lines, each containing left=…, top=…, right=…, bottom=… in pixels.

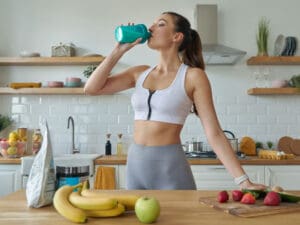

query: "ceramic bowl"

left=66, top=77, right=81, bottom=83
left=47, top=81, right=64, bottom=87
left=19, top=51, right=40, bottom=57
left=65, top=77, right=82, bottom=87
left=271, top=79, right=289, bottom=88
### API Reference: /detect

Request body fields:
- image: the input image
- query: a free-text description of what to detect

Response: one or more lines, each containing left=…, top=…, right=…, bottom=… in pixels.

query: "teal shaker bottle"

left=115, top=24, right=150, bottom=44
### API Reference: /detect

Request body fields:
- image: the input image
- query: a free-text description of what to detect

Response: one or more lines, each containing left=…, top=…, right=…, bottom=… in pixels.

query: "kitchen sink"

left=54, top=153, right=100, bottom=160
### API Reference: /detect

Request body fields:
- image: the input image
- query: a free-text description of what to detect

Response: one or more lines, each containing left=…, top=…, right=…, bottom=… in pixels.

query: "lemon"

left=9, top=131, right=19, bottom=140
left=7, top=146, right=17, bottom=155
left=8, top=139, right=17, bottom=146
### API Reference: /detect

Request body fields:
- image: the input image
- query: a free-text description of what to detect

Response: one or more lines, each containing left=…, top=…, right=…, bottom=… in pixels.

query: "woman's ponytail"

left=163, top=12, right=205, bottom=71
left=163, top=12, right=206, bottom=116
left=182, top=29, right=205, bottom=70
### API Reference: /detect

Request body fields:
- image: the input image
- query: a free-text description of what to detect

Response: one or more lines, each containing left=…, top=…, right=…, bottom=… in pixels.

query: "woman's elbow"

left=83, top=85, right=99, bottom=95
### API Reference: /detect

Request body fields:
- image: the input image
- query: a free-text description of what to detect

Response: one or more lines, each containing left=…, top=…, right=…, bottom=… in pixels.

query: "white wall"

left=0, top=0, right=300, bottom=155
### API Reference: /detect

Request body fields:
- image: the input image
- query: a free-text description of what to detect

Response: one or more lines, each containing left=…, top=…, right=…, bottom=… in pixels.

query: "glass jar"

left=32, top=129, right=42, bottom=154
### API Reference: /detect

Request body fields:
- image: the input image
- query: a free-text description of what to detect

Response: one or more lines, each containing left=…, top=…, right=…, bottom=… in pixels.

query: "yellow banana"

left=85, top=203, right=125, bottom=217
left=81, top=180, right=139, bottom=210
left=53, top=185, right=87, bottom=223
left=69, top=190, right=118, bottom=210
left=81, top=189, right=139, bottom=211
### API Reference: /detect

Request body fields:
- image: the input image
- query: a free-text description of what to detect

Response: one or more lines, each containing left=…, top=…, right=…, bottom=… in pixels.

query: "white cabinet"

left=118, top=165, right=127, bottom=189
left=94, top=163, right=300, bottom=190
left=0, top=164, right=21, bottom=197
left=265, top=166, right=300, bottom=190
left=191, top=165, right=265, bottom=190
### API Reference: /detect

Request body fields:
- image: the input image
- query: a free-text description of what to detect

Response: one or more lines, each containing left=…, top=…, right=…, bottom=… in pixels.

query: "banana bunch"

left=53, top=181, right=140, bottom=223
left=80, top=180, right=140, bottom=211
left=53, top=184, right=87, bottom=223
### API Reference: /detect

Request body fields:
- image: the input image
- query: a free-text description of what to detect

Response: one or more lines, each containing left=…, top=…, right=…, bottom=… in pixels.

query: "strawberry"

left=232, top=190, right=244, bottom=201
left=217, top=190, right=229, bottom=203
left=264, top=191, right=281, bottom=206
left=240, top=193, right=256, bottom=204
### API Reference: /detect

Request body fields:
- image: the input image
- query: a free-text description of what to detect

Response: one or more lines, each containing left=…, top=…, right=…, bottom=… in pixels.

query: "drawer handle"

left=208, top=167, right=226, bottom=170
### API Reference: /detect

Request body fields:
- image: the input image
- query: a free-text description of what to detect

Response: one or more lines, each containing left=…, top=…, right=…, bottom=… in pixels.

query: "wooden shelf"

left=0, top=87, right=85, bottom=95
left=247, top=56, right=300, bottom=65
left=247, top=88, right=300, bottom=95
left=0, top=56, right=105, bottom=66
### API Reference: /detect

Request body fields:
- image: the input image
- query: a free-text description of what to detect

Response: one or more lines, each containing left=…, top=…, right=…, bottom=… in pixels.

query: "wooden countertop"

left=1, top=155, right=300, bottom=166
left=1, top=190, right=300, bottom=225
left=0, top=156, right=22, bottom=164
left=95, top=155, right=300, bottom=165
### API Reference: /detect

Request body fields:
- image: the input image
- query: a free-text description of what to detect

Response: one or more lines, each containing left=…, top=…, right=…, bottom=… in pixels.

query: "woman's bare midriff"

left=133, top=120, right=183, bottom=146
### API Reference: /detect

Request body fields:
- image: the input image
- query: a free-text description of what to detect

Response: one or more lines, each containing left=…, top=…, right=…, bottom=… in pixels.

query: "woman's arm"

left=84, top=39, right=147, bottom=95
left=187, top=68, right=266, bottom=190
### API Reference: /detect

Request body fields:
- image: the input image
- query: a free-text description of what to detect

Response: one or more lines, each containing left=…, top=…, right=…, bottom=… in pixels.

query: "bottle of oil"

left=116, top=133, right=123, bottom=156
left=105, top=133, right=112, bottom=155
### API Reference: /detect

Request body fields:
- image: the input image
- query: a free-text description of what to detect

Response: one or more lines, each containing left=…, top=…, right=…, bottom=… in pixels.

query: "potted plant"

left=256, top=17, right=270, bottom=56
left=83, top=65, right=97, bottom=78
left=0, top=114, right=13, bottom=138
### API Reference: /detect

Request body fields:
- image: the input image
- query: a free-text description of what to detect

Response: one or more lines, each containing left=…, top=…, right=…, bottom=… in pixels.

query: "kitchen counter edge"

left=94, top=155, right=300, bottom=165
left=2, top=155, right=300, bottom=166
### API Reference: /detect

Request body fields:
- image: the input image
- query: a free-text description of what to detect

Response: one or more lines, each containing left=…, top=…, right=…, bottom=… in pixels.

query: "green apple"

left=135, top=196, right=160, bottom=224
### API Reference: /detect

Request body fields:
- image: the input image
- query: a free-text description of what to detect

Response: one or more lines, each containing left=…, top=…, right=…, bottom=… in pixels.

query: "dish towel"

left=94, top=166, right=116, bottom=189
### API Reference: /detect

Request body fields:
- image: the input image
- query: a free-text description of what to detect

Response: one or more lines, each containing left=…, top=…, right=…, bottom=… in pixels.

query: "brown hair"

left=163, top=11, right=205, bottom=71
left=163, top=12, right=205, bottom=115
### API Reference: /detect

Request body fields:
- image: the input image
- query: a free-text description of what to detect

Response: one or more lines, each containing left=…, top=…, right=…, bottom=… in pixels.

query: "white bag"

left=26, top=119, right=56, bottom=208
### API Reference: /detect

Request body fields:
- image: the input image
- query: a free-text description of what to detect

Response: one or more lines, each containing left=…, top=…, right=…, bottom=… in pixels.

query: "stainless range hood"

left=195, top=5, right=246, bottom=65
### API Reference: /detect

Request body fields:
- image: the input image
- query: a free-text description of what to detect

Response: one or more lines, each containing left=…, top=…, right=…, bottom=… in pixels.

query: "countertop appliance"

left=21, top=154, right=100, bottom=189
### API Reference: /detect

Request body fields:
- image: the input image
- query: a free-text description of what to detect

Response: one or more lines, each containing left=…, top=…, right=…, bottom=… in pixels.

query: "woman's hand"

left=114, top=38, right=142, bottom=53
left=239, top=179, right=267, bottom=190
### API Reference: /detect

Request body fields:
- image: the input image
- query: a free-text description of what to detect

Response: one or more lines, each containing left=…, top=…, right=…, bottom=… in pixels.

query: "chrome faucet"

left=67, top=116, right=80, bottom=154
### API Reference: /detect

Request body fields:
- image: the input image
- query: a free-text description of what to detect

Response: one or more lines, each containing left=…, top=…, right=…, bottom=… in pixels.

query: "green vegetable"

left=242, top=189, right=266, bottom=199
left=242, top=188, right=300, bottom=203
left=277, top=192, right=300, bottom=203
left=267, top=141, right=274, bottom=149
left=255, top=142, right=263, bottom=149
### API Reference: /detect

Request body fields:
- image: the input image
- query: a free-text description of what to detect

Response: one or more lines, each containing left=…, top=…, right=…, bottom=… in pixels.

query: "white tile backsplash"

left=2, top=89, right=300, bottom=156
left=12, top=104, right=28, bottom=114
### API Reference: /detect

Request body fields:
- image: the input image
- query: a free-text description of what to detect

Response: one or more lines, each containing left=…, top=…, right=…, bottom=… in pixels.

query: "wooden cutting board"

left=290, top=139, right=300, bottom=155
left=278, top=136, right=293, bottom=154
left=199, top=197, right=300, bottom=218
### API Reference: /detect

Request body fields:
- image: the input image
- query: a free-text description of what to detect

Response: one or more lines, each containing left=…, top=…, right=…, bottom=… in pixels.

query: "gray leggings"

left=126, top=143, right=196, bottom=190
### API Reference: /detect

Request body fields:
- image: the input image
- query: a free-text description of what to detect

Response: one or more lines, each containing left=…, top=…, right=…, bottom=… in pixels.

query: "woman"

left=84, top=12, right=266, bottom=190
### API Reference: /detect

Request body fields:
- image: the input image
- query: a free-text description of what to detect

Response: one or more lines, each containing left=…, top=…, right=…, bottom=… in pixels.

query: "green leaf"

left=0, top=114, right=13, bottom=132
left=242, top=189, right=267, bottom=199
